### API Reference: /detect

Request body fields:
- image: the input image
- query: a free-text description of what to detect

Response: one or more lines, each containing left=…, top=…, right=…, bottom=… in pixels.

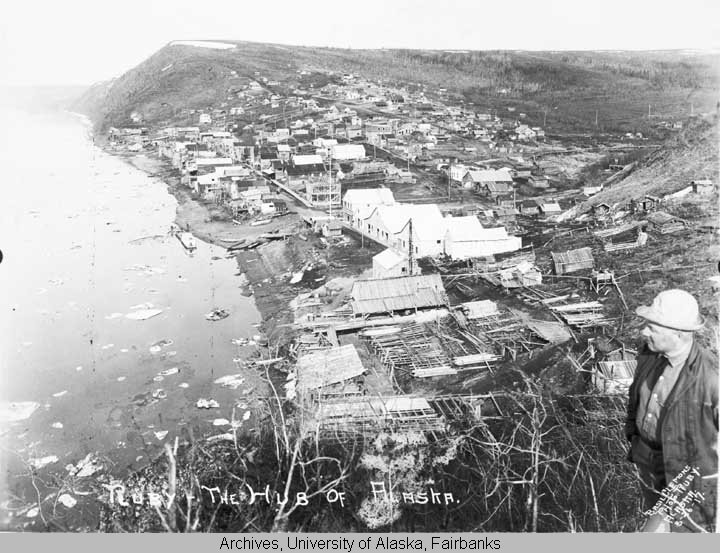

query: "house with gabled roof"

left=343, top=188, right=396, bottom=226
left=372, top=248, right=416, bottom=279
left=463, top=169, right=513, bottom=194
left=362, top=203, right=446, bottom=257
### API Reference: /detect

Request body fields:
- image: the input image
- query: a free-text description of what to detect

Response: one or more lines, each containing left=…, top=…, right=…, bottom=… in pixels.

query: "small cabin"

left=647, top=211, right=688, bottom=234
left=692, top=179, right=715, bottom=195
left=518, top=200, right=540, bottom=215
left=632, top=195, right=660, bottom=213
left=551, top=247, right=594, bottom=275
left=322, top=219, right=343, bottom=238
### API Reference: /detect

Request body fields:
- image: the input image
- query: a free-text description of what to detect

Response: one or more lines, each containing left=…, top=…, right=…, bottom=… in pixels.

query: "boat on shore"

left=176, top=231, right=197, bottom=251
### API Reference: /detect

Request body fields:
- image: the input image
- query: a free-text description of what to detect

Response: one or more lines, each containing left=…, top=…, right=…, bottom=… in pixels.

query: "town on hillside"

left=99, top=65, right=718, bottom=531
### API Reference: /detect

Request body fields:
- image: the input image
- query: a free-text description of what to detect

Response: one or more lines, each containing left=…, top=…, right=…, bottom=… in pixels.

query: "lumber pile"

left=549, top=301, right=609, bottom=328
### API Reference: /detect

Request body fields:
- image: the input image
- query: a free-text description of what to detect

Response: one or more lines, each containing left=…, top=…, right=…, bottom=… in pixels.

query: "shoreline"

left=110, top=149, right=305, bottom=343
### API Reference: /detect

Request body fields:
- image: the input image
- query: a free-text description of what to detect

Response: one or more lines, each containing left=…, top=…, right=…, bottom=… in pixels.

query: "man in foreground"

left=626, top=289, right=718, bottom=532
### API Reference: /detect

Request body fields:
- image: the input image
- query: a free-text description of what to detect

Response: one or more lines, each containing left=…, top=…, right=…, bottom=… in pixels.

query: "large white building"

left=342, top=188, right=396, bottom=227
left=344, top=189, right=521, bottom=259
left=362, top=204, right=446, bottom=258
left=443, top=216, right=521, bottom=259
left=330, top=143, right=366, bottom=161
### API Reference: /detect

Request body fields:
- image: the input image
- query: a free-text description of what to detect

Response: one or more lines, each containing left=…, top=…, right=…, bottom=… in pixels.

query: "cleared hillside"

left=72, top=41, right=720, bottom=134
left=583, top=115, right=719, bottom=207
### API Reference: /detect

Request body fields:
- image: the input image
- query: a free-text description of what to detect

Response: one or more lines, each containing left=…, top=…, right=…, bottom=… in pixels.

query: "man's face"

left=641, top=322, right=680, bottom=354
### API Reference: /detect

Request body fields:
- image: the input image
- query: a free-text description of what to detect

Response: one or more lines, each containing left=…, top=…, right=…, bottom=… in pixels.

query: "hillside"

left=72, top=40, right=720, bottom=134
left=583, top=115, right=719, bottom=207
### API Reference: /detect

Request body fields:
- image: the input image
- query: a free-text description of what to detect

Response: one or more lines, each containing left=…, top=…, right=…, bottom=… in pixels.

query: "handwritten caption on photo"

left=644, top=465, right=706, bottom=528
left=103, top=481, right=460, bottom=509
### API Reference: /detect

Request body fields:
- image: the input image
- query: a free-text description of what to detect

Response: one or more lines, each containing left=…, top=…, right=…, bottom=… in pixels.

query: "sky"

left=1, top=0, right=719, bottom=86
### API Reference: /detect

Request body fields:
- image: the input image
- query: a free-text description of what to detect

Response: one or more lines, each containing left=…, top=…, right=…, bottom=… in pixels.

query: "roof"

left=195, top=157, right=233, bottom=166
left=541, top=202, right=562, bottom=213
left=343, top=188, right=395, bottom=206
left=485, top=181, right=512, bottom=193
left=648, top=211, right=685, bottom=225
left=466, top=169, right=513, bottom=183
left=293, top=154, right=324, bottom=166
left=217, top=166, right=252, bottom=178
left=330, top=143, right=366, bottom=160
left=444, top=217, right=514, bottom=243
left=373, top=248, right=408, bottom=270
left=324, top=220, right=343, bottom=230
left=444, top=216, right=484, bottom=241
left=551, top=247, right=594, bottom=266
left=296, top=345, right=365, bottom=392
left=350, top=274, right=447, bottom=314
left=368, top=204, right=445, bottom=241
left=462, top=300, right=499, bottom=319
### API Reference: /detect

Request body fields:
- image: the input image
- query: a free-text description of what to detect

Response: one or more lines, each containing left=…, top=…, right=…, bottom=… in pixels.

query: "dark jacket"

left=626, top=340, right=718, bottom=530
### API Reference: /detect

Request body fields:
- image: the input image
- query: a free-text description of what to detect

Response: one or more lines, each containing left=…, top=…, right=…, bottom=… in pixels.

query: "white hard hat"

left=636, top=289, right=704, bottom=331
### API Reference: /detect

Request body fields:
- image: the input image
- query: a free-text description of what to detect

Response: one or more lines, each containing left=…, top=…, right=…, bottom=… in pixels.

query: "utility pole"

left=690, top=102, right=694, bottom=116
left=408, top=218, right=414, bottom=276
left=648, top=104, right=651, bottom=118
left=543, top=109, right=547, bottom=127
left=595, top=110, right=598, bottom=128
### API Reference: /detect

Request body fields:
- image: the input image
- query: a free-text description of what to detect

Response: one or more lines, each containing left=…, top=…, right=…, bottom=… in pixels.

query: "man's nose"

left=640, top=326, right=651, bottom=337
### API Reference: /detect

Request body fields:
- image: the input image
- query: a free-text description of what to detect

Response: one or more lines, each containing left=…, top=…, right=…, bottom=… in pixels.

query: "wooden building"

left=551, top=247, right=594, bottom=275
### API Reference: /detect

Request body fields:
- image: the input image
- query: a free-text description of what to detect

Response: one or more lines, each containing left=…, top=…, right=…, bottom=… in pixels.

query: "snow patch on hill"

left=170, top=40, right=236, bottom=50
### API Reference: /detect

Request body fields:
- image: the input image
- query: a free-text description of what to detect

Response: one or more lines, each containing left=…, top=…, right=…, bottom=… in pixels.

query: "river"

left=0, top=103, right=262, bottom=528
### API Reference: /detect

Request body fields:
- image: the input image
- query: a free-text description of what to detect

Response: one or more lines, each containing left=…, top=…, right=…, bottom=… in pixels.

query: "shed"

left=322, top=219, right=343, bottom=238
left=350, top=274, right=447, bottom=315
left=372, top=248, right=412, bottom=279
left=691, top=179, right=714, bottom=195
left=518, top=200, right=540, bottom=215
left=647, top=211, right=688, bottom=234
left=633, top=195, right=660, bottom=213
left=551, top=247, right=594, bottom=275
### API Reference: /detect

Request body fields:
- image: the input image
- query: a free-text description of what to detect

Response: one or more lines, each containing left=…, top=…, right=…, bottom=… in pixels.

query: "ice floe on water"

left=0, top=401, right=40, bottom=423
left=196, top=399, right=219, bottom=409
left=214, top=374, right=244, bottom=389
left=126, top=308, right=163, bottom=320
